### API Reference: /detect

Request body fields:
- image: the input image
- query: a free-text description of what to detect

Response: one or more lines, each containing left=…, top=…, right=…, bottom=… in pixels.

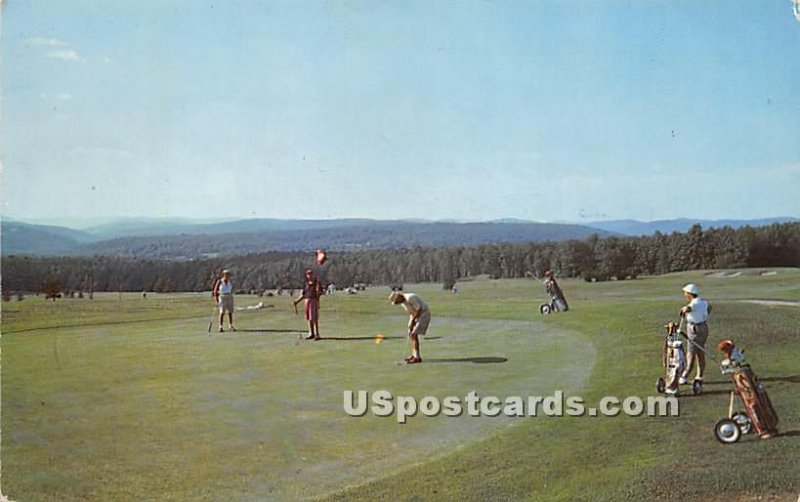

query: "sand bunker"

left=706, top=271, right=743, bottom=278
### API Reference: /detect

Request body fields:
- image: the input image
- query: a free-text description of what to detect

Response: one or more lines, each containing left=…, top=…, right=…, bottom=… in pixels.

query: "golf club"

left=293, top=297, right=304, bottom=345
left=208, top=301, right=217, bottom=336
left=394, top=327, right=412, bottom=365
left=677, top=317, right=720, bottom=364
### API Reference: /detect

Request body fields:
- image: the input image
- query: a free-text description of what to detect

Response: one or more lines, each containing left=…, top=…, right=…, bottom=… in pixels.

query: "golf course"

left=2, top=269, right=799, bottom=501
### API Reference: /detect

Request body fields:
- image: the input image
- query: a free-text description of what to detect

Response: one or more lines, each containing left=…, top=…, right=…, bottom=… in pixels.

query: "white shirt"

left=402, top=293, right=428, bottom=316
left=219, top=281, right=233, bottom=295
left=685, top=297, right=709, bottom=324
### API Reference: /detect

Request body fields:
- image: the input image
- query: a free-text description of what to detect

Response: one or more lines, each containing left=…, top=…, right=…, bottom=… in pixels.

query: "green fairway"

left=2, top=270, right=799, bottom=501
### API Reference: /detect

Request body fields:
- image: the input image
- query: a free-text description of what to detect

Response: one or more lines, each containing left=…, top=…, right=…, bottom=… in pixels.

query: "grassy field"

left=2, top=269, right=799, bottom=501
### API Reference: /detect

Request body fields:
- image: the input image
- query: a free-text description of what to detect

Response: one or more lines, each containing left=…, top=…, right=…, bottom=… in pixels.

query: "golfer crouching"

left=389, top=291, right=431, bottom=364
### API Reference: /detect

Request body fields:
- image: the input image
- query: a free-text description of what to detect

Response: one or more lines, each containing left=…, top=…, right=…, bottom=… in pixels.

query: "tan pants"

left=219, top=294, right=234, bottom=314
left=411, top=309, right=431, bottom=336
left=683, top=322, right=708, bottom=379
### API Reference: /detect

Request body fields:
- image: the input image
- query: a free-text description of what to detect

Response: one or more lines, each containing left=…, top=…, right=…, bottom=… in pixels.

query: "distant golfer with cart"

left=389, top=291, right=431, bottom=364
left=294, top=268, right=323, bottom=340
left=212, top=269, right=237, bottom=333
left=540, top=270, right=569, bottom=314
left=678, top=283, right=711, bottom=385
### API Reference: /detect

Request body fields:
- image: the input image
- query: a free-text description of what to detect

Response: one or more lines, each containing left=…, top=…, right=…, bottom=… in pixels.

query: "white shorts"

left=411, top=309, right=431, bottom=336
left=219, top=295, right=234, bottom=314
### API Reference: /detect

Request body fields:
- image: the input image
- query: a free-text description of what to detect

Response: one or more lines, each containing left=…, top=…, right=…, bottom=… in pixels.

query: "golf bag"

left=665, top=330, right=685, bottom=392
left=725, top=365, right=778, bottom=438
left=656, top=322, right=689, bottom=394
left=540, top=279, right=569, bottom=314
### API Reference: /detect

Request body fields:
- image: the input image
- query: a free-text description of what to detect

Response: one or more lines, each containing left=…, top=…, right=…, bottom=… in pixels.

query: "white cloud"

left=103, top=56, right=114, bottom=64
left=47, top=50, right=84, bottom=62
left=27, top=36, right=67, bottom=47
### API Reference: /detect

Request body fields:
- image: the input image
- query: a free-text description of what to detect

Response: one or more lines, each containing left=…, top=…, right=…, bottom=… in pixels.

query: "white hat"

left=388, top=291, right=404, bottom=303
left=222, top=269, right=231, bottom=275
left=682, top=283, right=699, bottom=295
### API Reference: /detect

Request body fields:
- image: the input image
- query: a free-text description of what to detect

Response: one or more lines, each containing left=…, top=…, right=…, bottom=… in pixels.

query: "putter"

left=394, top=327, right=412, bottom=365
left=208, top=303, right=217, bottom=337
left=293, top=299, right=304, bottom=345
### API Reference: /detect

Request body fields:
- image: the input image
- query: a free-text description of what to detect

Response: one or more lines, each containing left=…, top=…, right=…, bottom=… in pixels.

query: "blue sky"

left=3, top=0, right=799, bottom=225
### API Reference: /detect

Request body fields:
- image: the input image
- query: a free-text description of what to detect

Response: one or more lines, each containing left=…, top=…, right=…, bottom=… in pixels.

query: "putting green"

left=2, top=293, right=595, bottom=501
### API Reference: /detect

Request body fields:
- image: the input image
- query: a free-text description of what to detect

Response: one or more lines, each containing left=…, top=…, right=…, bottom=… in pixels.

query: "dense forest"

left=2, top=223, right=798, bottom=296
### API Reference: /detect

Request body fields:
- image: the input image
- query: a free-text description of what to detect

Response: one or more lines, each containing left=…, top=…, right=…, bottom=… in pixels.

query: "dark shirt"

left=302, top=279, right=321, bottom=299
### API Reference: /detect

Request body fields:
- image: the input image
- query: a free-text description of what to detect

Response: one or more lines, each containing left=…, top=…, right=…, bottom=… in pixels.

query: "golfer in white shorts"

left=389, top=291, right=431, bottom=364
left=215, top=270, right=237, bottom=333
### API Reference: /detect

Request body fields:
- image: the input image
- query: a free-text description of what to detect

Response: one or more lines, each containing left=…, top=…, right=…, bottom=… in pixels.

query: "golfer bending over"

left=294, top=268, right=322, bottom=340
left=389, top=291, right=431, bottom=364
left=679, top=283, right=711, bottom=384
left=214, top=269, right=237, bottom=333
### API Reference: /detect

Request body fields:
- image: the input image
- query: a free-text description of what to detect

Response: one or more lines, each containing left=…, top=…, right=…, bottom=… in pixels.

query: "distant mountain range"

left=0, top=221, right=97, bottom=256
left=1, top=216, right=796, bottom=259
left=584, top=217, right=799, bottom=236
left=79, top=217, right=382, bottom=240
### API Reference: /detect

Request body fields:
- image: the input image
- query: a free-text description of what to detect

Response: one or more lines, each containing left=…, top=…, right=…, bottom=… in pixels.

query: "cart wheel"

left=540, top=304, right=551, bottom=315
left=656, top=377, right=666, bottom=394
left=714, top=418, right=741, bottom=444
left=692, top=379, right=703, bottom=396
left=732, top=412, right=752, bottom=435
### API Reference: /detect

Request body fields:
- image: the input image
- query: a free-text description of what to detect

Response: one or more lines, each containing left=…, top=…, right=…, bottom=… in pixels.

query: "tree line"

left=2, top=223, right=798, bottom=296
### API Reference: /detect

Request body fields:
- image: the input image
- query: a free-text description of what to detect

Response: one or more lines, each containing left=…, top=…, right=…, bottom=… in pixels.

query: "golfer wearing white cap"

left=679, top=283, right=711, bottom=384
left=389, top=291, right=431, bottom=364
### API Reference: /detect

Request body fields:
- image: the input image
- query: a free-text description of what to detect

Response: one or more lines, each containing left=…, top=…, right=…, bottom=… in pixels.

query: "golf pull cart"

left=539, top=292, right=569, bottom=315
left=655, top=319, right=703, bottom=396
left=713, top=342, right=779, bottom=444
left=539, top=274, right=568, bottom=315
left=539, top=294, right=568, bottom=315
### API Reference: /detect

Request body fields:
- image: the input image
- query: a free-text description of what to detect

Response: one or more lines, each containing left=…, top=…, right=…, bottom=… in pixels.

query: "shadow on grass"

left=690, top=375, right=800, bottom=386
left=760, top=375, right=800, bottom=384
left=424, top=356, right=508, bottom=364
left=777, top=430, right=800, bottom=438
left=320, top=335, right=404, bottom=341
left=682, top=389, right=732, bottom=397
left=319, top=336, right=443, bottom=341
left=239, top=328, right=304, bottom=334
left=683, top=375, right=800, bottom=398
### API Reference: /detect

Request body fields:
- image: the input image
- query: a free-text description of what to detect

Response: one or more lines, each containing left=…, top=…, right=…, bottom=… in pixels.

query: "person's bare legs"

left=228, top=312, right=236, bottom=331
left=409, top=332, right=421, bottom=363
left=218, top=311, right=224, bottom=332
